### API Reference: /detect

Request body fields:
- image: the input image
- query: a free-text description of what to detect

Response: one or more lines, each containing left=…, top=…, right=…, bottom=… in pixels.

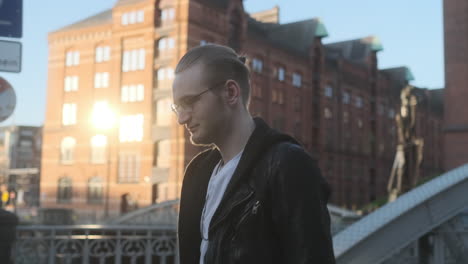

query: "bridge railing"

left=14, top=224, right=178, bottom=264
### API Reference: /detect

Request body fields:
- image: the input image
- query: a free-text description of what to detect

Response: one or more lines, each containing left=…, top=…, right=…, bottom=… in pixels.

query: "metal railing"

left=14, top=225, right=178, bottom=264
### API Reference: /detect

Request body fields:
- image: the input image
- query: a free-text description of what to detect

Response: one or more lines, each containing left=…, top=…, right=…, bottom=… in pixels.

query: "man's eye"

left=182, top=96, right=197, bottom=106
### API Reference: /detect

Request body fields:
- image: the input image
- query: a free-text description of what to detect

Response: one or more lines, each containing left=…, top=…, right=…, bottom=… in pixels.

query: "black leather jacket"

left=178, top=118, right=336, bottom=264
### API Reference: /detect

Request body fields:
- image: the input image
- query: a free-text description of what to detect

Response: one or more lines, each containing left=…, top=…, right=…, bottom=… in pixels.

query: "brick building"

left=321, top=39, right=444, bottom=208
left=443, top=0, right=468, bottom=170
left=41, top=0, right=444, bottom=222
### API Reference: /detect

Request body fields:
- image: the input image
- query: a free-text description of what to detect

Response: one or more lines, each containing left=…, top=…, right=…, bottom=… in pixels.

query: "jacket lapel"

left=209, top=118, right=277, bottom=230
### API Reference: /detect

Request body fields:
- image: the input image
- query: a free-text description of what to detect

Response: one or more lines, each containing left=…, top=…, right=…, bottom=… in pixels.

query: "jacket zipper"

left=209, top=190, right=254, bottom=235
left=232, top=200, right=261, bottom=233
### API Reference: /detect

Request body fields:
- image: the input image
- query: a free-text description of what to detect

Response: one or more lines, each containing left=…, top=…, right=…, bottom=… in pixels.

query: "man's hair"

left=175, top=44, right=251, bottom=106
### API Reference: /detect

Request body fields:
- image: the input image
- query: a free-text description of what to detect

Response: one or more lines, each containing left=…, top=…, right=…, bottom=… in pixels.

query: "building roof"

left=115, top=0, right=147, bottom=7
left=250, top=6, right=280, bottom=24
left=53, top=9, right=113, bottom=33
left=248, top=17, right=328, bottom=56
left=381, top=66, right=415, bottom=83
left=325, top=36, right=383, bottom=64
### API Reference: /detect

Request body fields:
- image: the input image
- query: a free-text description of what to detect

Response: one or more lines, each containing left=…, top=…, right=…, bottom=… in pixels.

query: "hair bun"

left=238, top=56, right=246, bottom=64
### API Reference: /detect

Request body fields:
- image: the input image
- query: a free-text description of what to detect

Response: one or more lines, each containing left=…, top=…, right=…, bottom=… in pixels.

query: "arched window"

left=87, top=177, right=103, bottom=204
left=61, top=137, right=76, bottom=163
left=57, top=177, right=72, bottom=203
left=91, top=135, right=107, bottom=164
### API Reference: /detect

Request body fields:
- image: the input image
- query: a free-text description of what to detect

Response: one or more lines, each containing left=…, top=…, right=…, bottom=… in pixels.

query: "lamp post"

left=91, top=102, right=116, bottom=218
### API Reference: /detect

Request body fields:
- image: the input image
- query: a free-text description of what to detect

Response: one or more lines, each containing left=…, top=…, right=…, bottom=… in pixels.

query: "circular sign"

left=0, top=77, right=16, bottom=122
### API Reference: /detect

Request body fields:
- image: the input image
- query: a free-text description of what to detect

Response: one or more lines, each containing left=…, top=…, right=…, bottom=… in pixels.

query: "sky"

left=0, top=0, right=444, bottom=126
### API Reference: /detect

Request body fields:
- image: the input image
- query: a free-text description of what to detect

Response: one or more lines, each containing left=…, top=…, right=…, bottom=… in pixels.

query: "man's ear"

left=225, top=80, right=241, bottom=105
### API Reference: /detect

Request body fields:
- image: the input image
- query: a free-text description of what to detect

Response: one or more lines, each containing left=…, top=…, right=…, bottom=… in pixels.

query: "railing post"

left=115, top=229, right=122, bottom=264
left=49, top=228, right=56, bottom=264
left=83, top=228, right=89, bottom=264
left=145, top=230, right=151, bottom=264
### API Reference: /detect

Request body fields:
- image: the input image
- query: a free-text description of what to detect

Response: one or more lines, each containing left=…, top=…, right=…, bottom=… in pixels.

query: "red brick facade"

left=443, top=0, right=468, bottom=170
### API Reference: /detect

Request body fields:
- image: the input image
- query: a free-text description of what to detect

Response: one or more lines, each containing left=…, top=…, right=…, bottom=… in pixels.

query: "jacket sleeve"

left=269, top=143, right=336, bottom=263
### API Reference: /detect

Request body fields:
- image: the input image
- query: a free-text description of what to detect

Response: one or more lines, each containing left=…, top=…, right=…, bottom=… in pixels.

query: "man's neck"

left=216, top=113, right=255, bottom=164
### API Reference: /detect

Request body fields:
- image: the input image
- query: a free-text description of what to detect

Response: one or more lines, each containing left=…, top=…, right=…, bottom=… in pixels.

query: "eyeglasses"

left=171, top=81, right=226, bottom=115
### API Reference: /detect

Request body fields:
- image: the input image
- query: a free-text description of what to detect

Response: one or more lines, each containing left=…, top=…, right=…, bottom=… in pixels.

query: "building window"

left=137, top=10, right=144, bottom=23
left=64, top=76, right=79, bottom=92
left=94, top=72, right=109, bottom=88
left=122, top=48, right=145, bottom=72
left=278, top=90, right=284, bottom=105
left=324, top=107, right=332, bottom=119
left=121, top=84, right=144, bottom=102
left=157, top=67, right=174, bottom=81
left=252, top=58, right=263, bottom=73
left=342, top=91, right=350, bottom=104
left=65, top=51, right=79, bottom=66
left=57, top=177, right=72, bottom=203
left=19, top=140, right=33, bottom=148
left=156, top=140, right=171, bottom=168
left=60, top=137, right=76, bottom=163
left=95, top=46, right=110, bottom=62
left=292, top=73, right=302, bottom=87
left=343, top=111, right=349, bottom=123
left=158, top=37, right=175, bottom=51
left=119, top=114, right=144, bottom=142
left=121, top=10, right=144, bottom=25
left=293, top=121, right=302, bottom=139
left=325, top=85, right=333, bottom=98
left=87, top=177, right=103, bottom=204
left=355, top=96, right=363, bottom=108
left=62, top=103, right=77, bottom=126
left=294, top=95, right=302, bottom=112
left=91, top=135, right=107, bottom=164
left=161, top=8, right=175, bottom=24
left=278, top=67, right=285, bottom=81
left=272, top=89, right=278, bottom=103
left=357, top=118, right=363, bottom=128
left=118, top=153, right=140, bottom=183
left=156, top=98, right=172, bottom=126
left=388, top=108, right=395, bottom=119
left=378, top=104, right=384, bottom=115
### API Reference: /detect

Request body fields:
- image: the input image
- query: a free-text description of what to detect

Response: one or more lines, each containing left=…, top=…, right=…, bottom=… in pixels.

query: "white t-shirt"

left=200, top=151, right=243, bottom=264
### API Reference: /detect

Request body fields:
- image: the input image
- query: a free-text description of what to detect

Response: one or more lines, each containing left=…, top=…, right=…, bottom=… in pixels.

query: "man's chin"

left=189, top=134, right=213, bottom=147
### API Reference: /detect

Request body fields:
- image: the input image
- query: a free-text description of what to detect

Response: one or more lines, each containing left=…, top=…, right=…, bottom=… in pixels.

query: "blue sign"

left=0, top=0, right=22, bottom=38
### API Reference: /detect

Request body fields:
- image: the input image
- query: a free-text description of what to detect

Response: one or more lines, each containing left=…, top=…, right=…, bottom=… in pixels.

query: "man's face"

left=172, top=64, right=227, bottom=145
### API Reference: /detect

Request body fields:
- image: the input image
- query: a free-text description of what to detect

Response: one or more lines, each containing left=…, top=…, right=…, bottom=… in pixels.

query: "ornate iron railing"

left=14, top=225, right=178, bottom=264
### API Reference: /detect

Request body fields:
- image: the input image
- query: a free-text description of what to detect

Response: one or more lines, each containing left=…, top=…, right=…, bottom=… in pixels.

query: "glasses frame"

left=171, top=80, right=226, bottom=115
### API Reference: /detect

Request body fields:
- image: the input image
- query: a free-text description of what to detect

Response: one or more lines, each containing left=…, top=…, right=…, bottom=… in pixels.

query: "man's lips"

left=187, top=125, right=199, bottom=133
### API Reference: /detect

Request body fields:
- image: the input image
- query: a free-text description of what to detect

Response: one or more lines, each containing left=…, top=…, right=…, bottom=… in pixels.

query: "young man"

left=172, top=44, right=335, bottom=264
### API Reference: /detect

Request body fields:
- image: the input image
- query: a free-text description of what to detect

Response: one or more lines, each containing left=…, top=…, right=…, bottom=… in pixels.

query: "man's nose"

left=177, top=110, right=190, bottom=125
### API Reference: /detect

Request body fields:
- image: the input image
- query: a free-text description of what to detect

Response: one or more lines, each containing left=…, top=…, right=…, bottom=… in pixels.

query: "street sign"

left=0, top=0, right=22, bottom=38
left=0, top=40, right=21, bottom=73
left=0, top=76, right=16, bottom=122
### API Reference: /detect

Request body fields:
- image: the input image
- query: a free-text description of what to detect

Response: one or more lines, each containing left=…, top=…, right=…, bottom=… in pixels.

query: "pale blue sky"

left=0, top=0, right=443, bottom=126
